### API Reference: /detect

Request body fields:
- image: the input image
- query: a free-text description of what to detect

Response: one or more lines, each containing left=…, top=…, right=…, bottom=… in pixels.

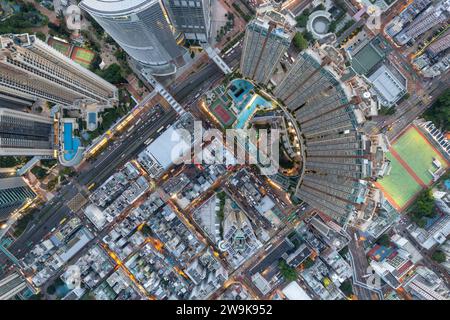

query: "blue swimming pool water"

left=235, top=95, right=272, bottom=129
left=228, top=79, right=254, bottom=104
left=445, top=179, right=450, bottom=190
left=88, top=112, right=97, bottom=124
left=64, top=123, right=73, bottom=149
left=63, top=123, right=81, bottom=161
left=235, top=103, right=257, bottom=129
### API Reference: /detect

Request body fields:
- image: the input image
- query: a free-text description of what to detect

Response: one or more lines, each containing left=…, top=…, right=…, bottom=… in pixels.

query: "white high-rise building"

left=240, top=9, right=294, bottom=85
left=80, top=0, right=185, bottom=76
left=0, top=34, right=118, bottom=106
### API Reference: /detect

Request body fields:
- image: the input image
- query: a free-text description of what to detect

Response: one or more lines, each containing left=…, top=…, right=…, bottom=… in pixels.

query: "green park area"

left=392, top=126, right=448, bottom=185
left=377, top=152, right=422, bottom=210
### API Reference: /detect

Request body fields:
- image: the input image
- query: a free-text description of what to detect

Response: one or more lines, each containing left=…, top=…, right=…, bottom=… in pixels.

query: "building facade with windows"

left=80, top=0, right=185, bottom=76
left=164, top=0, right=211, bottom=42
left=0, top=34, right=118, bottom=106
left=274, top=48, right=384, bottom=226
left=0, top=176, right=36, bottom=221
left=0, top=108, right=54, bottom=156
left=240, top=10, right=294, bottom=85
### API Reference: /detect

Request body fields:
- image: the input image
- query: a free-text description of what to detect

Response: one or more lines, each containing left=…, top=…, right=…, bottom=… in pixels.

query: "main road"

left=7, top=106, right=177, bottom=259
left=171, top=47, right=242, bottom=103
left=4, top=47, right=242, bottom=261
left=385, top=72, right=449, bottom=141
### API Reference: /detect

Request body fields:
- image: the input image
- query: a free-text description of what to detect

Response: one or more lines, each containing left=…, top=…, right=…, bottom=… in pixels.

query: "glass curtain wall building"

left=80, top=0, right=185, bottom=76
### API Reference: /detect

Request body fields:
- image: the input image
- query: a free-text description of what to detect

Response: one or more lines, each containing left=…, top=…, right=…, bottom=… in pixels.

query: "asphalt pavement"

left=5, top=45, right=241, bottom=264
left=7, top=107, right=177, bottom=259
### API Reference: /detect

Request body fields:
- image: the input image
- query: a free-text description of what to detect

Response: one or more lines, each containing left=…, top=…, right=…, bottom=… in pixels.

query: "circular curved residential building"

left=274, top=48, right=387, bottom=226
left=80, top=0, right=185, bottom=76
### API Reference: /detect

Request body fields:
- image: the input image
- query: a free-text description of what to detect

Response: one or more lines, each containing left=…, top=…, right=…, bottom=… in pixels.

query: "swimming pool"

left=88, top=112, right=97, bottom=125
left=445, top=179, right=450, bottom=190
left=63, top=122, right=81, bottom=161
left=235, top=103, right=257, bottom=129
left=228, top=79, right=254, bottom=104
left=234, top=95, right=272, bottom=129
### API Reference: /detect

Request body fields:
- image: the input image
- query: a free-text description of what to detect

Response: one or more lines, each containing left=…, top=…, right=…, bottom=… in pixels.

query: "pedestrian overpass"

left=200, top=42, right=232, bottom=75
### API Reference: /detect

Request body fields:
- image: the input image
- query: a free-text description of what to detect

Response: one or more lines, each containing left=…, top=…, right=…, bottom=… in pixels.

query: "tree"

left=31, top=166, right=48, bottom=179
left=302, top=257, right=315, bottom=269
left=90, top=53, right=102, bottom=71
left=96, top=64, right=125, bottom=84
left=48, top=21, right=71, bottom=38
left=114, top=49, right=126, bottom=62
left=410, top=189, right=436, bottom=227
left=340, top=279, right=353, bottom=297
left=379, top=106, right=396, bottom=115
left=293, top=32, right=308, bottom=50
left=278, top=259, right=298, bottom=282
left=303, top=31, right=314, bottom=42
left=377, top=234, right=391, bottom=247
left=423, top=89, right=450, bottom=131
left=313, top=4, right=326, bottom=11
left=296, top=14, right=309, bottom=28
left=415, top=189, right=435, bottom=218
left=140, top=224, right=152, bottom=237
left=46, top=285, right=56, bottom=295
left=431, top=250, right=446, bottom=263
left=35, top=31, right=46, bottom=41
left=47, top=178, right=58, bottom=191
left=0, top=156, right=29, bottom=168
left=329, top=20, right=337, bottom=33
left=57, top=9, right=64, bottom=20
left=105, top=35, right=116, bottom=45
left=336, top=20, right=356, bottom=37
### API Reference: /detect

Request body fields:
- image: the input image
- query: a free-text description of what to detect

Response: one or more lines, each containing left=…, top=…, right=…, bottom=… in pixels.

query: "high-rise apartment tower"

left=0, top=34, right=118, bottom=106
left=0, top=107, right=54, bottom=156
left=240, top=9, right=294, bottom=85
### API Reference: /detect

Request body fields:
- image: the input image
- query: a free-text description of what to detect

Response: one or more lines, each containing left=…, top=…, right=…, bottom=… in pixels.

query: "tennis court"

left=392, top=126, right=448, bottom=185
left=48, top=38, right=71, bottom=57
left=377, top=152, right=422, bottom=210
left=211, top=102, right=236, bottom=127
left=71, top=47, right=95, bottom=68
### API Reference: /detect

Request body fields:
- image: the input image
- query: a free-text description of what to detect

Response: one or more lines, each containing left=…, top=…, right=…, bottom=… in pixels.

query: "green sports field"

left=71, top=47, right=95, bottom=68
left=392, top=126, right=448, bottom=185
left=73, top=48, right=95, bottom=61
left=49, top=39, right=71, bottom=56
left=377, top=152, right=422, bottom=210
